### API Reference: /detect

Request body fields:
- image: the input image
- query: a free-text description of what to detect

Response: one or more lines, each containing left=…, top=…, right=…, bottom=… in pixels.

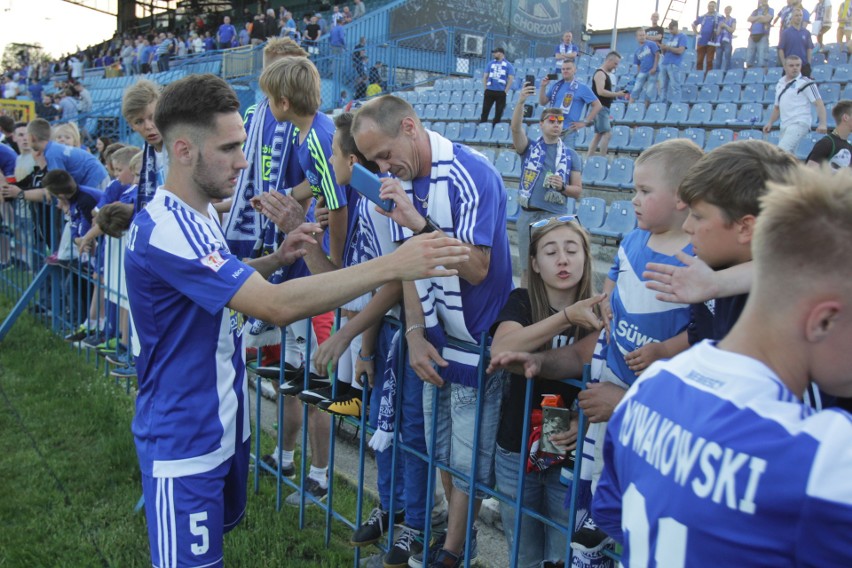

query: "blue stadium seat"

left=704, top=128, right=735, bottom=152
left=680, top=84, right=698, bottom=104
left=461, top=103, right=478, bottom=121
left=811, top=65, right=832, bottom=83
left=723, top=69, right=744, bottom=85
left=741, top=84, right=764, bottom=104
left=718, top=85, right=740, bottom=104
left=821, top=82, right=841, bottom=104
left=446, top=103, right=462, bottom=120
left=527, top=123, right=542, bottom=141
left=437, top=90, right=452, bottom=104
left=609, top=101, right=626, bottom=122
left=590, top=200, right=637, bottom=241
left=435, top=103, right=449, bottom=119
left=577, top=196, right=607, bottom=229
left=825, top=42, right=845, bottom=55
left=684, top=102, right=712, bottom=126
left=413, top=103, right=426, bottom=116
left=697, top=85, right=720, bottom=103
left=624, top=126, right=654, bottom=153
left=765, top=130, right=780, bottom=145
left=505, top=187, right=520, bottom=223
left=461, top=91, right=476, bottom=105
left=814, top=103, right=835, bottom=128
left=737, top=102, right=765, bottom=126
left=685, top=70, right=704, bottom=85
left=490, top=123, right=511, bottom=144
left=581, top=156, right=608, bottom=186
left=763, top=85, right=776, bottom=105
left=653, top=126, right=679, bottom=144
left=638, top=102, right=667, bottom=125
left=664, top=103, right=689, bottom=125
left=433, top=79, right=447, bottom=91
left=708, top=103, right=738, bottom=126
left=574, top=127, right=591, bottom=151
left=622, top=103, right=646, bottom=125
left=428, top=91, right=442, bottom=104
left=444, top=122, right=461, bottom=141
left=744, top=68, right=764, bottom=84
left=608, top=125, right=631, bottom=152
left=812, top=52, right=827, bottom=66
left=469, top=122, right=491, bottom=143
left=422, top=104, right=438, bottom=120
left=844, top=84, right=852, bottom=100
left=737, top=129, right=764, bottom=141
left=495, top=151, right=518, bottom=176
left=599, top=157, right=635, bottom=189
left=794, top=131, right=822, bottom=161
left=680, top=127, right=706, bottom=148
left=828, top=51, right=848, bottom=67
left=430, top=121, right=446, bottom=137
left=704, top=69, right=724, bottom=85
left=764, top=67, right=782, bottom=84
left=478, top=147, right=496, bottom=163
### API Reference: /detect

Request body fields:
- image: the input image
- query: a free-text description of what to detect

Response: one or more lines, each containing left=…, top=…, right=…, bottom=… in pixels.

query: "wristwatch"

left=416, top=216, right=441, bottom=235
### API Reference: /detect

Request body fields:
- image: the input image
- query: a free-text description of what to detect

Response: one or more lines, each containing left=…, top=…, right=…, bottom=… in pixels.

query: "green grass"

left=0, top=297, right=367, bottom=567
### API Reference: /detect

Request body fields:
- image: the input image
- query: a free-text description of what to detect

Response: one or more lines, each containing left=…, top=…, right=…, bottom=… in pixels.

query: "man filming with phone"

left=587, top=51, right=628, bottom=158
left=539, top=59, right=602, bottom=149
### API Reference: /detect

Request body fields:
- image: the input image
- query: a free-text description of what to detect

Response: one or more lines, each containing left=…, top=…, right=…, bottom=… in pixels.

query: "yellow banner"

left=0, top=99, right=36, bottom=123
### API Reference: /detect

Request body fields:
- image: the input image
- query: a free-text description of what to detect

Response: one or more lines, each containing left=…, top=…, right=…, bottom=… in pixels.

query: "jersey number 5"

left=189, top=511, right=209, bottom=555
left=623, top=483, right=687, bottom=568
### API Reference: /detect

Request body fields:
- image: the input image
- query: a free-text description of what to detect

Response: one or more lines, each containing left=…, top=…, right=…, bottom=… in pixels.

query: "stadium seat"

left=718, top=85, right=741, bottom=104
left=812, top=52, right=827, bottom=66
left=680, top=127, right=706, bottom=148
left=577, top=197, right=607, bottom=229
left=448, top=90, right=463, bottom=104
left=599, top=157, right=635, bottom=189
left=574, top=127, right=591, bottom=151
left=469, top=122, right=491, bottom=143
left=765, top=130, right=780, bottom=145
left=444, top=122, right=461, bottom=142
left=843, top=84, right=852, bottom=100
left=708, top=103, right=738, bottom=126
left=828, top=52, right=848, bottom=67
left=435, top=103, right=449, bottom=119
left=430, top=121, right=446, bottom=136
left=653, top=126, right=679, bottom=144
left=624, top=126, right=654, bottom=153
left=495, top=151, right=517, bottom=176
left=608, top=125, right=631, bottom=152
left=581, top=156, right=608, bottom=186
left=446, top=103, right=462, bottom=120
left=825, top=42, right=845, bottom=55
left=704, top=69, right=724, bottom=85
left=685, top=70, right=704, bottom=85
left=704, top=128, right=735, bottom=152
left=638, top=102, right=667, bottom=125
left=609, top=101, right=626, bottom=122
left=413, top=103, right=426, bottom=116
left=684, top=102, right=712, bottom=126
left=763, top=85, right=776, bottom=105
left=741, top=84, right=764, bottom=104
left=697, top=85, right=720, bottom=103
left=478, top=147, right=496, bottom=163
left=723, top=69, right=744, bottom=85
left=461, top=90, right=476, bottom=105
left=622, top=103, right=646, bottom=125
left=422, top=104, right=437, bottom=120
left=461, top=103, right=478, bottom=121
left=438, top=90, right=452, bottom=104
left=490, top=123, right=511, bottom=144
left=527, top=123, right=542, bottom=140
left=744, top=68, right=764, bottom=84
left=821, top=83, right=841, bottom=104
left=590, top=200, right=637, bottom=241
left=737, top=102, right=766, bottom=126
left=811, top=65, right=832, bottom=83
left=737, top=129, right=764, bottom=141
left=505, top=187, right=520, bottom=223
left=813, top=103, right=835, bottom=128
left=664, top=103, right=689, bottom=125
left=794, top=131, right=822, bottom=161
left=764, top=67, right=782, bottom=84
left=680, top=84, right=698, bottom=104
left=427, top=91, right=442, bottom=104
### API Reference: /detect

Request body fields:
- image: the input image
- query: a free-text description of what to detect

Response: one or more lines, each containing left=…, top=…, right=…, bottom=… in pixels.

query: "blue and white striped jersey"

left=125, top=190, right=255, bottom=478
left=594, top=340, right=852, bottom=567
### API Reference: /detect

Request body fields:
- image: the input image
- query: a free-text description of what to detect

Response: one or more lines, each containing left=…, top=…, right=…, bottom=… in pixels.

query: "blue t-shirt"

left=0, top=142, right=16, bottom=177
left=603, top=229, right=692, bottom=385
left=779, top=26, right=814, bottom=62
left=330, top=24, right=345, bottom=47
left=68, top=185, right=103, bottom=238
left=43, top=141, right=109, bottom=188
left=749, top=6, right=774, bottom=35
left=546, top=79, right=598, bottom=123
left=293, top=112, right=347, bottom=211
left=98, top=179, right=130, bottom=209
left=125, top=190, right=255, bottom=477
left=390, top=138, right=513, bottom=340
left=485, top=59, right=515, bottom=91
left=693, top=12, right=722, bottom=46
left=119, top=183, right=137, bottom=206
left=594, top=340, right=852, bottom=567
left=554, top=42, right=579, bottom=68
left=662, top=32, right=688, bottom=66
left=519, top=139, right=581, bottom=214
left=218, top=23, right=237, bottom=44
left=203, top=37, right=216, bottom=51
left=719, top=17, right=736, bottom=43
left=634, top=41, right=660, bottom=73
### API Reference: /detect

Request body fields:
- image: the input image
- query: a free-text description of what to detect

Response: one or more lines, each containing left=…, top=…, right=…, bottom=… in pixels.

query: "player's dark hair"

left=42, top=169, right=77, bottom=197
left=154, top=74, right=240, bottom=143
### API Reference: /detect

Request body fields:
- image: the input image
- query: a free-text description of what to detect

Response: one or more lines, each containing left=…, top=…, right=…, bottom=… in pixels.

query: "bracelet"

left=404, top=323, right=426, bottom=337
left=358, top=352, right=375, bottom=362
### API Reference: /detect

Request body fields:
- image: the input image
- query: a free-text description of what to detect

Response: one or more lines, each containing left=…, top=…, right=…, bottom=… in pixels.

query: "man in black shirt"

left=807, top=99, right=852, bottom=169
left=586, top=51, right=628, bottom=158
left=646, top=12, right=666, bottom=47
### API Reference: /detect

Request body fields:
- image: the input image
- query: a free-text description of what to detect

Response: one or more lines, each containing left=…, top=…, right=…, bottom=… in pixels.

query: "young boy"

left=42, top=169, right=103, bottom=252
left=572, top=139, right=703, bottom=556
left=807, top=99, right=852, bottom=169
left=593, top=164, right=852, bottom=567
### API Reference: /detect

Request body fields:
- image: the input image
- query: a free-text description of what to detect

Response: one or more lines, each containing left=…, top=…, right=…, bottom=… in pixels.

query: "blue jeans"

left=659, top=64, right=682, bottom=104
left=422, top=372, right=502, bottom=499
left=631, top=71, right=657, bottom=103
left=369, top=322, right=406, bottom=514
left=746, top=35, right=769, bottom=68
left=495, top=446, right=571, bottom=568
left=716, top=41, right=732, bottom=71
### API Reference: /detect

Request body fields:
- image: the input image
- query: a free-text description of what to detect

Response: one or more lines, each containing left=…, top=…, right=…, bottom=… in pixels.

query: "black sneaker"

left=350, top=506, right=406, bottom=547
left=77, top=332, right=105, bottom=349
left=317, top=387, right=359, bottom=410
left=258, top=453, right=296, bottom=479
left=571, top=516, right=614, bottom=554
left=407, top=528, right=476, bottom=568
left=279, top=372, right=331, bottom=396
left=64, top=325, right=88, bottom=342
left=384, top=525, right=424, bottom=568
left=298, top=384, right=336, bottom=405
left=285, top=477, right=328, bottom=507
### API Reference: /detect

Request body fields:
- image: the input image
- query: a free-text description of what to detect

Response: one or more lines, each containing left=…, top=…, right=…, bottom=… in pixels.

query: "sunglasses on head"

left=543, top=116, right=565, bottom=124
left=529, top=214, right=578, bottom=239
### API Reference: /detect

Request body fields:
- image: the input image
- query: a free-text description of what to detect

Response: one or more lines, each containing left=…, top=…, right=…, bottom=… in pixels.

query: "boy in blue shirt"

left=630, top=28, right=661, bottom=108
left=481, top=46, right=515, bottom=126
left=27, top=118, right=109, bottom=189
left=660, top=20, right=688, bottom=103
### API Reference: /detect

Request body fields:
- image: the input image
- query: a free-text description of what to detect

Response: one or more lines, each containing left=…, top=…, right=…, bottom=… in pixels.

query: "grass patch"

left=0, top=297, right=366, bottom=567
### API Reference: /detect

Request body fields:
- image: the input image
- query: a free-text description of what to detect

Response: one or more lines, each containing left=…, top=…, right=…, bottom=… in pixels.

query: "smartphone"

left=351, top=163, right=393, bottom=212
left=540, top=406, right=573, bottom=454
left=547, top=73, right=559, bottom=81
left=525, top=74, right=536, bottom=87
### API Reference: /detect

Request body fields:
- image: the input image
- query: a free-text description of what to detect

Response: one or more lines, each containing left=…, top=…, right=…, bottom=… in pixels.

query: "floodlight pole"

left=611, top=0, right=620, bottom=50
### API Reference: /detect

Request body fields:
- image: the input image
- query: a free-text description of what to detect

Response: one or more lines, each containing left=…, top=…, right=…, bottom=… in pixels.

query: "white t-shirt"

left=775, top=74, right=821, bottom=127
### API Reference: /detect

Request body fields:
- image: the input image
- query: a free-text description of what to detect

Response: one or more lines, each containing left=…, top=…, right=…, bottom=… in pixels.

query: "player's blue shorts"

left=141, top=440, right=249, bottom=568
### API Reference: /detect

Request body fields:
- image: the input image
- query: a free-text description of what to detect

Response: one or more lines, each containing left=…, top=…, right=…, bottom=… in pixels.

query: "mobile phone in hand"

left=525, top=74, right=536, bottom=87
left=547, top=73, right=559, bottom=80
left=351, top=163, right=393, bottom=212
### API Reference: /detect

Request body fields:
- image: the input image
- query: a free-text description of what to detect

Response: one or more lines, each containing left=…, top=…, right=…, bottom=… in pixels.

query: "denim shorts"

left=593, top=106, right=611, bottom=134
left=422, top=372, right=503, bottom=499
